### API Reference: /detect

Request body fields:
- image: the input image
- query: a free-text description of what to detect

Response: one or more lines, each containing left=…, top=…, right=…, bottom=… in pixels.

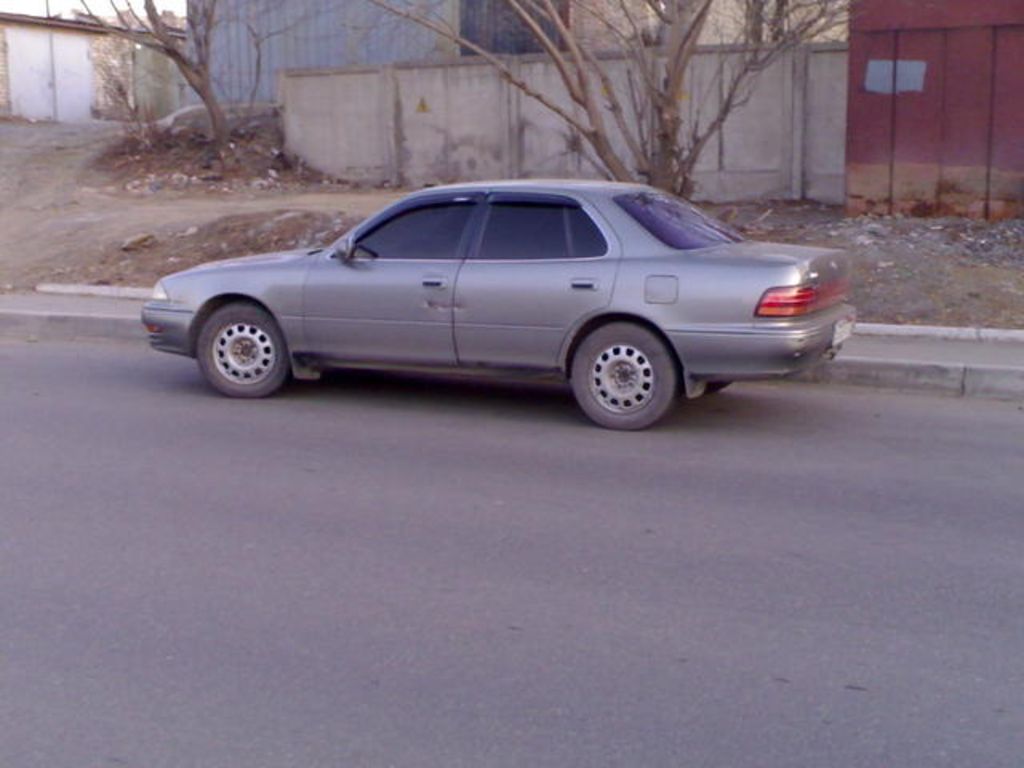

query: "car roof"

left=402, top=179, right=654, bottom=199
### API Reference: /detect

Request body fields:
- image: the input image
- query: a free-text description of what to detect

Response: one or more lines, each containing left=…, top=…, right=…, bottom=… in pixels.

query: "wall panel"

left=938, top=27, right=994, bottom=217
left=890, top=30, right=945, bottom=215
left=845, top=31, right=896, bottom=214
left=990, top=26, right=1024, bottom=218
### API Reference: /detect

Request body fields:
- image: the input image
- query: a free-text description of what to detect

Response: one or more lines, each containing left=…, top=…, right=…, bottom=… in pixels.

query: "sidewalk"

left=1, top=291, right=1021, bottom=401
left=800, top=335, right=1024, bottom=400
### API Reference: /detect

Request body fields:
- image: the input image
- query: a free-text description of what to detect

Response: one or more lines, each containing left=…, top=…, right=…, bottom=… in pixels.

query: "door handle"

left=422, top=277, right=448, bottom=289
left=571, top=278, right=597, bottom=290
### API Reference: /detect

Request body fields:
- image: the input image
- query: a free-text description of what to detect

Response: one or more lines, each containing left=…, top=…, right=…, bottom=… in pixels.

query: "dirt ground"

left=0, top=121, right=398, bottom=291
left=1, top=120, right=1021, bottom=328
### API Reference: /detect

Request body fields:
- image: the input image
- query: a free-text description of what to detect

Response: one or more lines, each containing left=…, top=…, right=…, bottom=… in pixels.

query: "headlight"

left=151, top=281, right=169, bottom=301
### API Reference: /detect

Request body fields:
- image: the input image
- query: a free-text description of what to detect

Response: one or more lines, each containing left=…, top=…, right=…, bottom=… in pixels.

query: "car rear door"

left=453, top=193, right=619, bottom=369
left=303, top=195, right=482, bottom=365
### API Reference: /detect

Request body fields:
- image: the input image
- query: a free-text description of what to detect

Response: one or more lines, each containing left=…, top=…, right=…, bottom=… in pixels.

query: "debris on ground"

left=93, top=112, right=351, bottom=196
left=121, top=233, right=157, bottom=251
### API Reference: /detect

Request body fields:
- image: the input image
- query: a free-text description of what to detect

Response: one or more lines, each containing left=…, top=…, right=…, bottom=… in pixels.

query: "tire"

left=196, top=303, right=290, bottom=398
left=704, top=381, right=733, bottom=395
left=570, top=322, right=680, bottom=430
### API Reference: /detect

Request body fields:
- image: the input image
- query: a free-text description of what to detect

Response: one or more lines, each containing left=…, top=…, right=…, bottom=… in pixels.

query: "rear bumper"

left=667, top=304, right=856, bottom=380
left=141, top=302, right=194, bottom=356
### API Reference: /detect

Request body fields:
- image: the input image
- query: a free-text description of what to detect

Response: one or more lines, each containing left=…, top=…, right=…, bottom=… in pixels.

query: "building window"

left=459, top=0, right=569, bottom=55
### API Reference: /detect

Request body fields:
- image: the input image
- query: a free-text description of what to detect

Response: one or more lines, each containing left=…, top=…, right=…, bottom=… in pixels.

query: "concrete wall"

left=803, top=46, right=848, bottom=203
left=0, top=27, right=9, bottom=115
left=281, top=44, right=848, bottom=203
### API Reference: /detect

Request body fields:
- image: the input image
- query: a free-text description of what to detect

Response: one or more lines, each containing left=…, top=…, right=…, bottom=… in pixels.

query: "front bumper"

left=667, top=304, right=856, bottom=380
left=141, top=301, right=194, bottom=356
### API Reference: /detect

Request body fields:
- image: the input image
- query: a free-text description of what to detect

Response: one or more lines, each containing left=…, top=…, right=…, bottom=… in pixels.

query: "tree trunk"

left=195, top=81, right=230, bottom=150
left=175, top=58, right=230, bottom=152
left=746, top=0, right=765, bottom=44
left=771, top=0, right=789, bottom=41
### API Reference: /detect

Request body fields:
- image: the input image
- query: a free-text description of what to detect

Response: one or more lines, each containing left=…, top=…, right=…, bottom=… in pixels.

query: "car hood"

left=175, top=248, right=318, bottom=276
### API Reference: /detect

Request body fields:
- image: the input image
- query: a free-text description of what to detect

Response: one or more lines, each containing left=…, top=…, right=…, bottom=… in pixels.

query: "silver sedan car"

left=142, top=181, right=855, bottom=430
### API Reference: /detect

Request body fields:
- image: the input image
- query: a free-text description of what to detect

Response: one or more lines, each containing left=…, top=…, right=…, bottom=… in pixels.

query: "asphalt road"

left=2, top=340, right=1023, bottom=768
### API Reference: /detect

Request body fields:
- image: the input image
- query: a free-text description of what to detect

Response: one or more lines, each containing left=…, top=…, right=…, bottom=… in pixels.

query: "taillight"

left=755, top=285, right=818, bottom=317
left=756, top=278, right=849, bottom=318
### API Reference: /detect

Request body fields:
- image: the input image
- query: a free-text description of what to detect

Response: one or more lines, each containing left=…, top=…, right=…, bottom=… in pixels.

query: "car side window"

left=357, top=202, right=476, bottom=260
left=476, top=202, right=608, bottom=260
left=568, top=207, right=608, bottom=258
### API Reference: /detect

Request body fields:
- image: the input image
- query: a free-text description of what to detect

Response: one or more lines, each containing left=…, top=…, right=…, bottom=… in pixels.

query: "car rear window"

left=615, top=192, right=743, bottom=250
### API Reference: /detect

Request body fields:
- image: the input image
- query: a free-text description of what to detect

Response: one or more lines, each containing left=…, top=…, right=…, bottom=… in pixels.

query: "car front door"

left=453, top=194, right=619, bottom=369
left=303, top=196, right=481, bottom=365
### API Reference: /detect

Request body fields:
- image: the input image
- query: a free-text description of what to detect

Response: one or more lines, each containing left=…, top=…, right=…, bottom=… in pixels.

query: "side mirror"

left=334, top=240, right=352, bottom=261
left=339, top=243, right=378, bottom=264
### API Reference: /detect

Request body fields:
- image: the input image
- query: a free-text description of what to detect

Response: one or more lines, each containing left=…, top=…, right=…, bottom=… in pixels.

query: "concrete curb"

left=0, top=310, right=145, bottom=343
left=963, top=365, right=1024, bottom=400
left=35, top=283, right=153, bottom=300
left=798, top=357, right=1024, bottom=401
left=856, top=322, right=1024, bottom=343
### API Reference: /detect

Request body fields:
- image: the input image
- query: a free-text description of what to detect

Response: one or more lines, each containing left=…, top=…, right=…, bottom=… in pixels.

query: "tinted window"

left=477, top=203, right=607, bottom=260
left=358, top=202, right=475, bottom=260
left=615, top=192, right=743, bottom=250
left=569, top=207, right=608, bottom=257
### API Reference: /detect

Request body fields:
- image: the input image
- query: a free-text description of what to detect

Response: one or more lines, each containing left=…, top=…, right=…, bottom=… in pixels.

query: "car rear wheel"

left=196, top=303, right=289, bottom=398
left=570, top=322, right=679, bottom=430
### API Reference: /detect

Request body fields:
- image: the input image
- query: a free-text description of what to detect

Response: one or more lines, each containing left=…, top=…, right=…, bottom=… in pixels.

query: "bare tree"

left=80, top=0, right=230, bottom=151
left=366, top=0, right=848, bottom=196
left=240, top=15, right=285, bottom=112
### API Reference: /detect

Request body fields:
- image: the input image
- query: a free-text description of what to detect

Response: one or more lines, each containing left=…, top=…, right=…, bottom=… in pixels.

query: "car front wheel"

left=196, top=303, right=290, bottom=398
left=570, top=322, right=680, bottom=430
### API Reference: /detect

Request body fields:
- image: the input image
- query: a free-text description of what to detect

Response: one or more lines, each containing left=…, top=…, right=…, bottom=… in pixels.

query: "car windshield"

left=615, top=192, right=743, bottom=250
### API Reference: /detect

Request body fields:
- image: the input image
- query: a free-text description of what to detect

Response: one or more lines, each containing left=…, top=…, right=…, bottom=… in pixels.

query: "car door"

left=453, top=193, right=619, bottom=369
left=303, top=196, right=481, bottom=365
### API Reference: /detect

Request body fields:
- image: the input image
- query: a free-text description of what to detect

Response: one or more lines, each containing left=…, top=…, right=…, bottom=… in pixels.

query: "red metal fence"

left=846, top=0, right=1024, bottom=219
